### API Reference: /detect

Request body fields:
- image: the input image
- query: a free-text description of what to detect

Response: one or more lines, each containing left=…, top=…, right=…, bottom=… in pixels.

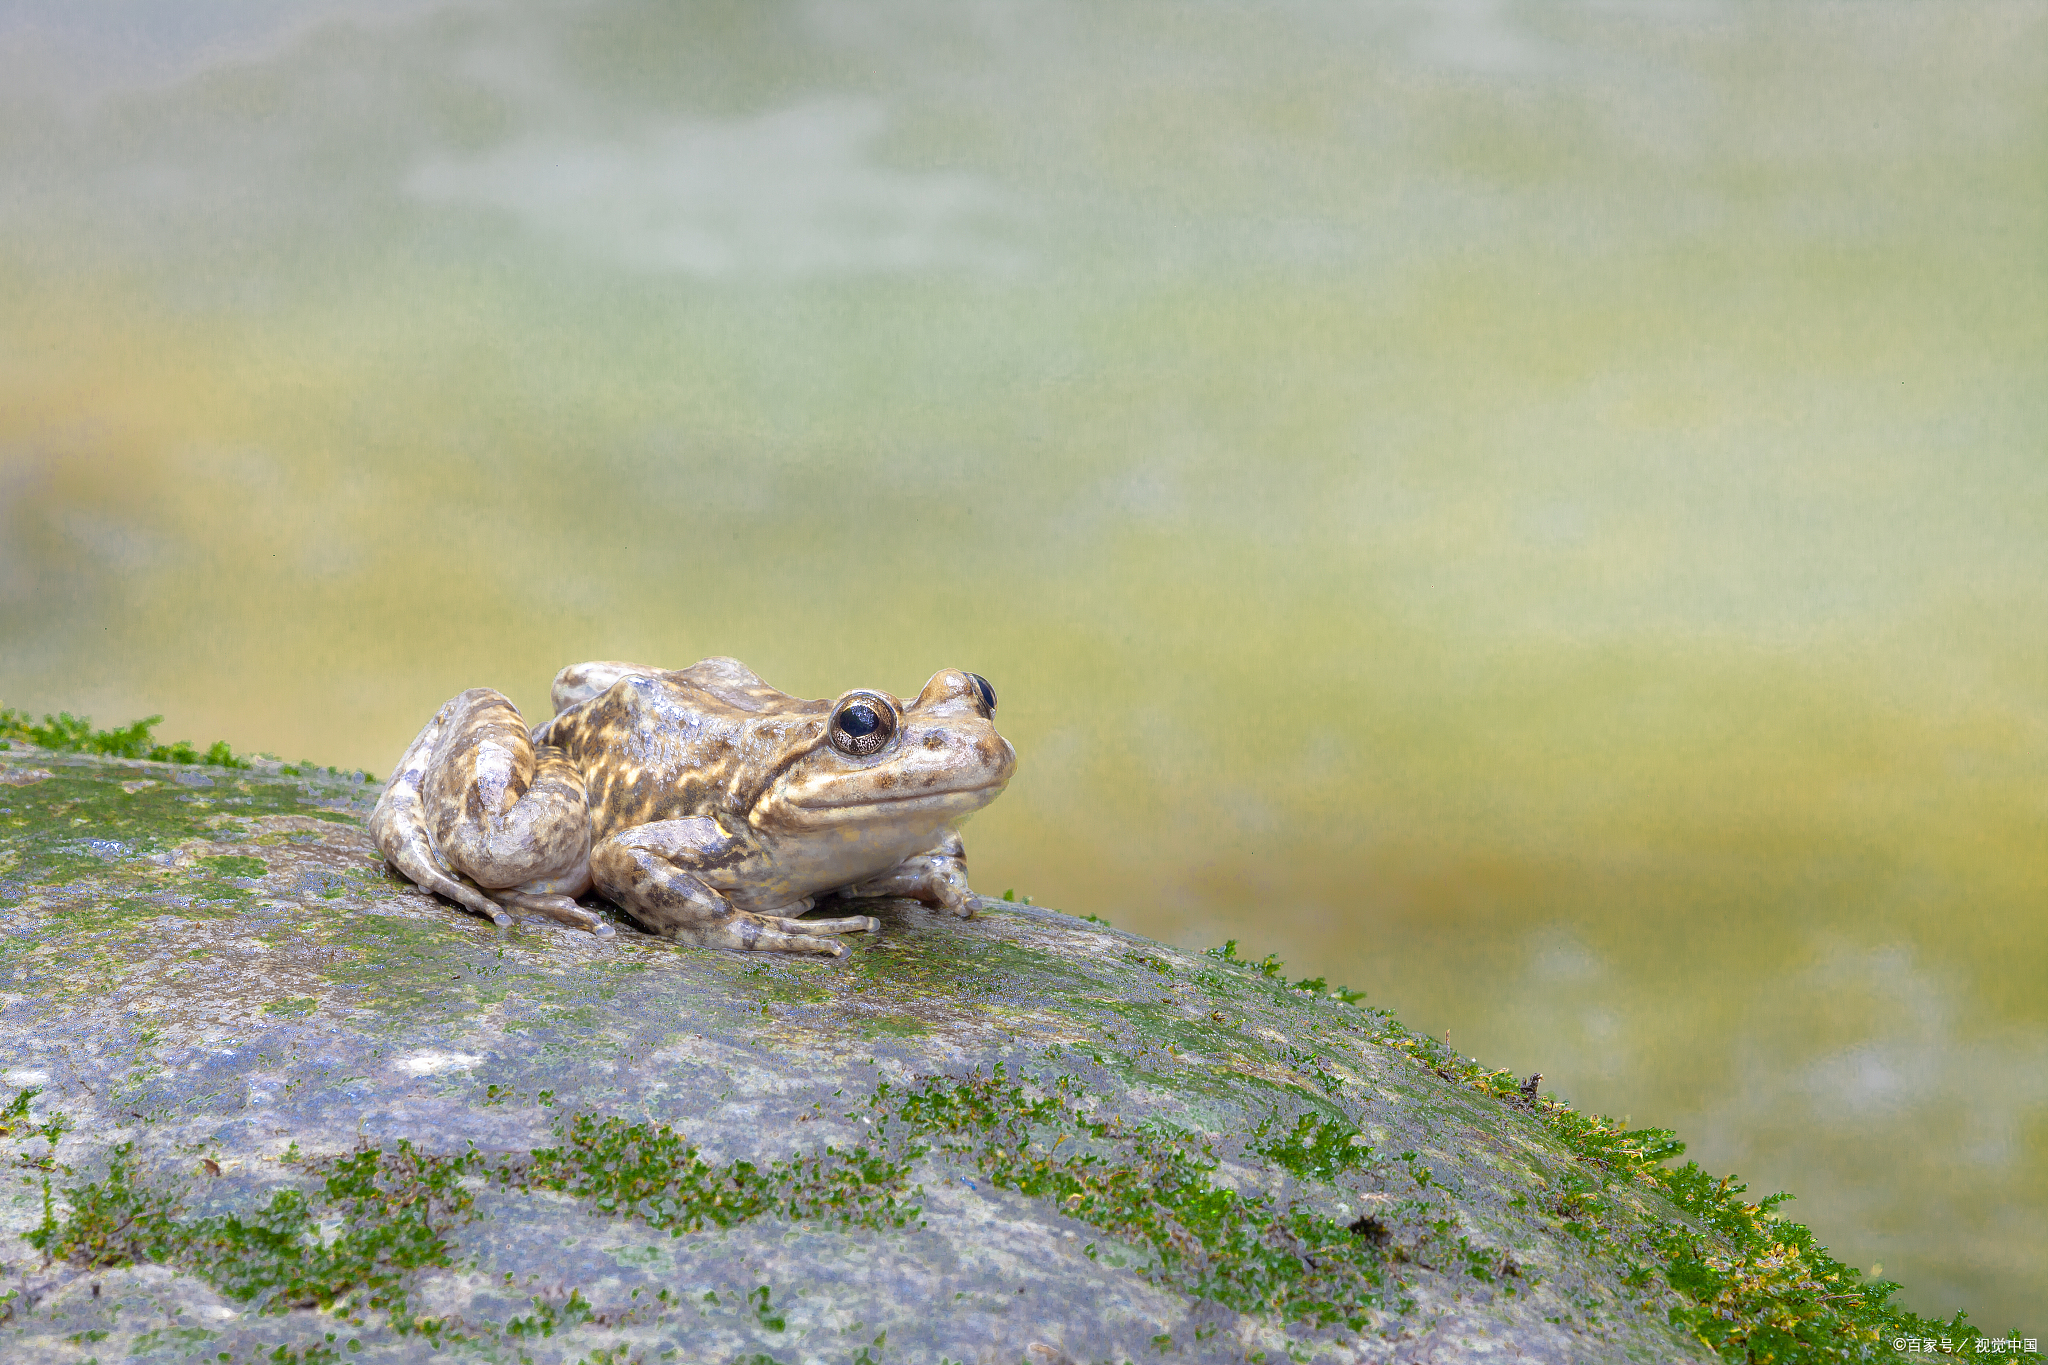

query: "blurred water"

left=2, top=0, right=2044, bottom=1326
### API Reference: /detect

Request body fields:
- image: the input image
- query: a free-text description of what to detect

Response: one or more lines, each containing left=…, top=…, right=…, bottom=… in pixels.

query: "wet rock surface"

left=0, top=747, right=1717, bottom=1364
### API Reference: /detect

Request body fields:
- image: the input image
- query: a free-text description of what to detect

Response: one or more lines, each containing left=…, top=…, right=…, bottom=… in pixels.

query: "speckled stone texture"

left=0, top=747, right=1717, bottom=1364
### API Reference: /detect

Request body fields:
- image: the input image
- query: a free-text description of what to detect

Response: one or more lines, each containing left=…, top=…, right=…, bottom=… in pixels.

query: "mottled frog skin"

left=368, top=658, right=1016, bottom=957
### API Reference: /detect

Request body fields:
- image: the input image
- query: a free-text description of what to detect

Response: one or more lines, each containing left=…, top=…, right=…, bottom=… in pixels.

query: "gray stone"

left=0, top=747, right=1722, bottom=1364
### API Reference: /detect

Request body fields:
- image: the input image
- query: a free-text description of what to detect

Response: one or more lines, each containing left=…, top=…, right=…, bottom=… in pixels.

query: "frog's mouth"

left=803, top=780, right=1004, bottom=812
left=777, top=722, right=1016, bottom=818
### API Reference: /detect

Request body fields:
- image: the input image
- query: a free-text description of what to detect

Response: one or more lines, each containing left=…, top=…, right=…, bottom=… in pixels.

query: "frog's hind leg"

left=658, top=911, right=877, bottom=958
left=371, top=693, right=513, bottom=927
left=371, top=688, right=605, bottom=935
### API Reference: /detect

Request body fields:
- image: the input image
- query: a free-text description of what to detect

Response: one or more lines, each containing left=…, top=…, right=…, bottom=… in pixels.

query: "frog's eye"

left=829, top=693, right=897, bottom=757
left=966, top=673, right=997, bottom=715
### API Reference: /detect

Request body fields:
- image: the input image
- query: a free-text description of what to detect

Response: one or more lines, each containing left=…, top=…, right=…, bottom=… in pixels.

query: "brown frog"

left=369, top=658, right=1016, bottom=957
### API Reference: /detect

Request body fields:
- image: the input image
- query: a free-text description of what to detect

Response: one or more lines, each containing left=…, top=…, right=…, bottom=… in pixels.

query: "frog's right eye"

left=829, top=694, right=897, bottom=757
left=966, top=673, right=997, bottom=715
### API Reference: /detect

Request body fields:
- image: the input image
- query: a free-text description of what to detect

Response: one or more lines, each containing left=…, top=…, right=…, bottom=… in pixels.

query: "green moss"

left=842, top=926, right=1079, bottom=998
left=0, top=709, right=248, bottom=768
left=197, top=855, right=268, bottom=879
left=1280, top=975, right=2037, bottom=1363
left=1094, top=996, right=1271, bottom=1059
left=0, top=1087, right=71, bottom=1151
left=12, top=1091, right=929, bottom=1358
left=878, top=1069, right=1403, bottom=1331
left=10, top=1077, right=1399, bottom=1351
left=26, top=884, right=244, bottom=937
left=737, top=963, right=832, bottom=1004
left=47, top=1140, right=486, bottom=1335
left=857, top=1014, right=931, bottom=1038
left=15, top=1034, right=2038, bottom=1365
left=315, top=912, right=490, bottom=1023
left=508, top=1112, right=922, bottom=1235
left=1252, top=1112, right=1374, bottom=1184
left=0, top=760, right=363, bottom=900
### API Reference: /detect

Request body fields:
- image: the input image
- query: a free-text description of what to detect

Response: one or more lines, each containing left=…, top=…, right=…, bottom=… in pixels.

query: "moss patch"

left=32, top=1057, right=1995, bottom=1364
left=1265, top=990, right=2035, bottom=1363
left=880, top=1071, right=1406, bottom=1332
left=0, top=709, right=249, bottom=770
left=0, top=759, right=368, bottom=905
left=28, top=1132, right=485, bottom=1352
left=196, top=855, right=268, bottom=880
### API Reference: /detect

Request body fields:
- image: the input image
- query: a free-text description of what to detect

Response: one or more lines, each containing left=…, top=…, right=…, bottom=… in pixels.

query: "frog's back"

left=664, top=656, right=807, bottom=714
left=548, top=656, right=808, bottom=717
left=538, top=664, right=830, bottom=841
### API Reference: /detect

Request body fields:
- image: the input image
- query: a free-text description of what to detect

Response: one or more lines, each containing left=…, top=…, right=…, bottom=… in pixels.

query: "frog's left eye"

left=829, top=693, right=897, bottom=757
left=966, top=673, right=997, bottom=715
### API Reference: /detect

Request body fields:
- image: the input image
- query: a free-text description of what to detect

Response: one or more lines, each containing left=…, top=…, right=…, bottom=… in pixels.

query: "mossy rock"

left=0, top=748, right=1999, bottom=1364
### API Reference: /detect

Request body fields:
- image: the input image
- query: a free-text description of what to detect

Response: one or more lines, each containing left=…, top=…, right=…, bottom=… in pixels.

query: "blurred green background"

left=1, top=0, right=2043, bottom=1327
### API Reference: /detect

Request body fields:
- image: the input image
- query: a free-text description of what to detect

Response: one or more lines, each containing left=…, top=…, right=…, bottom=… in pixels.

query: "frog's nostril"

left=924, top=730, right=949, bottom=749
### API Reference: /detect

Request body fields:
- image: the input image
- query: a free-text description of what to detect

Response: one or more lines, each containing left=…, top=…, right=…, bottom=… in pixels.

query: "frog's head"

left=756, top=669, right=1016, bottom=837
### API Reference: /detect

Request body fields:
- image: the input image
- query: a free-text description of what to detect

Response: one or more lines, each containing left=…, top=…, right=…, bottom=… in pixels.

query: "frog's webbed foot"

left=591, top=820, right=878, bottom=957
left=836, top=831, right=978, bottom=919
left=371, top=688, right=601, bottom=935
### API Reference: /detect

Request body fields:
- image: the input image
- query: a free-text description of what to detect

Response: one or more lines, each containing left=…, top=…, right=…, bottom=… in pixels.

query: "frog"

left=368, top=657, right=1016, bottom=957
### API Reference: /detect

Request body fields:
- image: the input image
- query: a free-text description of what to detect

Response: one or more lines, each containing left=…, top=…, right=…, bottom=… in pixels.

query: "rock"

left=0, top=747, right=1734, bottom=1362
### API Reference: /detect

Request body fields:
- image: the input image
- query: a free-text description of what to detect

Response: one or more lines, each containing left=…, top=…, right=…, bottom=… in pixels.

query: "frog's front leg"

left=834, top=830, right=979, bottom=919
left=591, top=819, right=879, bottom=957
left=370, top=688, right=611, bottom=936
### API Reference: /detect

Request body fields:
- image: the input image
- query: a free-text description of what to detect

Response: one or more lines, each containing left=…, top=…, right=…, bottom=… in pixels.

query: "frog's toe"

left=489, top=889, right=615, bottom=936
left=415, top=868, right=515, bottom=928
left=661, top=915, right=859, bottom=956
left=763, top=912, right=879, bottom=937
left=919, top=872, right=977, bottom=919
